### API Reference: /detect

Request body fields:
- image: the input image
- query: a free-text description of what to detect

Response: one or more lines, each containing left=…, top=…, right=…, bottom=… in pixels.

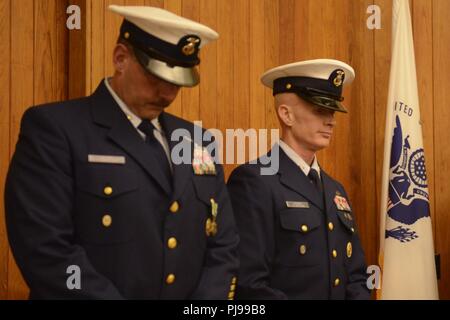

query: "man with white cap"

left=227, top=59, right=370, bottom=299
left=5, top=6, right=238, bottom=299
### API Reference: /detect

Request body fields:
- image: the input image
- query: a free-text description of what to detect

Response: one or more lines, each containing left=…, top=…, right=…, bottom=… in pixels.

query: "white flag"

left=379, top=0, right=438, bottom=300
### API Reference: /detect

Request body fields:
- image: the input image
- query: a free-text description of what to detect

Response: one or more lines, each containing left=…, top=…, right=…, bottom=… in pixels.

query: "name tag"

left=285, top=201, right=310, bottom=209
left=88, top=154, right=126, bottom=165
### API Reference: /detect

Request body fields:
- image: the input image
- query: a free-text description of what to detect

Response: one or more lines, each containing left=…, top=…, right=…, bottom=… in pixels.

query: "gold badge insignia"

left=347, top=242, right=353, bottom=258
left=333, top=70, right=345, bottom=87
left=182, top=37, right=200, bottom=56
left=206, top=198, right=219, bottom=237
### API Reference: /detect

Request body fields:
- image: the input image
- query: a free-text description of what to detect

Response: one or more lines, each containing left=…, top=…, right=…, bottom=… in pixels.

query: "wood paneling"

left=249, top=0, right=266, bottom=136
left=263, top=0, right=280, bottom=147
left=413, top=0, right=434, bottom=241
left=0, top=0, right=69, bottom=299
left=344, top=0, right=377, bottom=272
left=216, top=0, right=234, bottom=174
left=434, top=0, right=450, bottom=300
left=1, top=0, right=450, bottom=299
left=198, top=0, right=217, bottom=130
left=7, top=0, right=34, bottom=300
left=0, top=0, right=11, bottom=300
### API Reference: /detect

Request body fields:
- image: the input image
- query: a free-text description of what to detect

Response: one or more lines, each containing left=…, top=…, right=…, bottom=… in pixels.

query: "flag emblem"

left=386, top=115, right=430, bottom=235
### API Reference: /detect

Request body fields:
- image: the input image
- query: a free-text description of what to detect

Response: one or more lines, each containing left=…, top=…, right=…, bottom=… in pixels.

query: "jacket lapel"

left=277, top=148, right=324, bottom=210
left=159, top=112, right=194, bottom=201
left=90, top=80, right=171, bottom=195
left=321, top=170, right=339, bottom=213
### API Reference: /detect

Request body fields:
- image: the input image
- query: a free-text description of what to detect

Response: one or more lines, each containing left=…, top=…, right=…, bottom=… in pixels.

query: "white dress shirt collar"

left=278, top=139, right=321, bottom=178
left=104, top=78, right=163, bottom=135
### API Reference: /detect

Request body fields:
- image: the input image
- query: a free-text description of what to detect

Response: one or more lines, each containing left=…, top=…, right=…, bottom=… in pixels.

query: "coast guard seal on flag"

left=385, top=113, right=430, bottom=242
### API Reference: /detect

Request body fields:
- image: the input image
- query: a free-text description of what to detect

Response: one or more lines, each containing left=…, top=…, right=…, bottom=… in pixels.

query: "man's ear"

left=112, top=43, right=132, bottom=74
left=277, top=104, right=294, bottom=127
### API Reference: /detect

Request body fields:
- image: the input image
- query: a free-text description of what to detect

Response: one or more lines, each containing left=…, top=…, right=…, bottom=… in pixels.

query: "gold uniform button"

left=167, top=237, right=178, bottom=249
left=334, top=278, right=340, bottom=287
left=299, top=245, right=307, bottom=255
left=124, top=32, right=130, bottom=39
left=328, top=222, right=334, bottom=231
left=166, top=274, right=176, bottom=285
left=103, top=186, right=113, bottom=196
left=301, top=225, right=308, bottom=233
left=102, top=215, right=112, bottom=227
left=332, top=249, right=337, bottom=258
left=169, top=201, right=179, bottom=213
left=286, top=83, right=292, bottom=89
left=347, top=242, right=353, bottom=258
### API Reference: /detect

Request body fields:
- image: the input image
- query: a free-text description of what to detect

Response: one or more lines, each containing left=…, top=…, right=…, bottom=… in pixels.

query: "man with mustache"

left=5, top=5, right=238, bottom=299
left=227, top=59, right=370, bottom=299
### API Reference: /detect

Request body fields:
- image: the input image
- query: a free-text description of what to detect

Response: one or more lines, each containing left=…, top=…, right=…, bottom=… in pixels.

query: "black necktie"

left=138, top=120, right=172, bottom=188
left=308, top=168, right=323, bottom=200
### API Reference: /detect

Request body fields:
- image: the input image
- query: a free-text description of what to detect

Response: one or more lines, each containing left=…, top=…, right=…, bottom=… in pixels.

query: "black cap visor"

left=295, top=87, right=348, bottom=113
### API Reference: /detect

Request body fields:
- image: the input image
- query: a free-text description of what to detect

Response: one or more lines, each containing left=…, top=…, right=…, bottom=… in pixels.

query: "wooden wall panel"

left=56, top=0, right=69, bottom=101
left=0, top=0, right=11, bottom=300
left=68, top=0, right=88, bottom=98
left=278, top=0, right=295, bottom=65
left=7, top=0, right=35, bottom=300
left=216, top=0, right=234, bottom=176
left=181, top=0, right=200, bottom=123
left=1, top=0, right=69, bottom=299
left=412, top=0, right=435, bottom=237
left=233, top=0, right=250, bottom=164
left=434, top=0, right=450, bottom=300
left=1, top=0, right=450, bottom=299
left=249, top=0, right=266, bottom=136
left=374, top=0, right=392, bottom=245
left=90, top=0, right=105, bottom=93
left=263, top=0, right=279, bottom=142
left=343, top=0, right=377, bottom=270
left=198, top=0, right=217, bottom=130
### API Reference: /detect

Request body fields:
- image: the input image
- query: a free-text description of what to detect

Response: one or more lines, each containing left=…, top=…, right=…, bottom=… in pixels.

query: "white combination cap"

left=261, top=59, right=355, bottom=113
left=109, top=5, right=219, bottom=87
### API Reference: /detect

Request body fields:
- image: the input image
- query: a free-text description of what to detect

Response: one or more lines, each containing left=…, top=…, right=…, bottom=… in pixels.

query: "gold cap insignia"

left=182, top=37, right=200, bottom=56
left=333, top=70, right=345, bottom=87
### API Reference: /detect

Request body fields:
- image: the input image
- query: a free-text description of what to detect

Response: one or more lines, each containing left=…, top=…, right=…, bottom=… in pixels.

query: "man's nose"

left=324, top=112, right=336, bottom=127
left=159, top=82, right=180, bottom=99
